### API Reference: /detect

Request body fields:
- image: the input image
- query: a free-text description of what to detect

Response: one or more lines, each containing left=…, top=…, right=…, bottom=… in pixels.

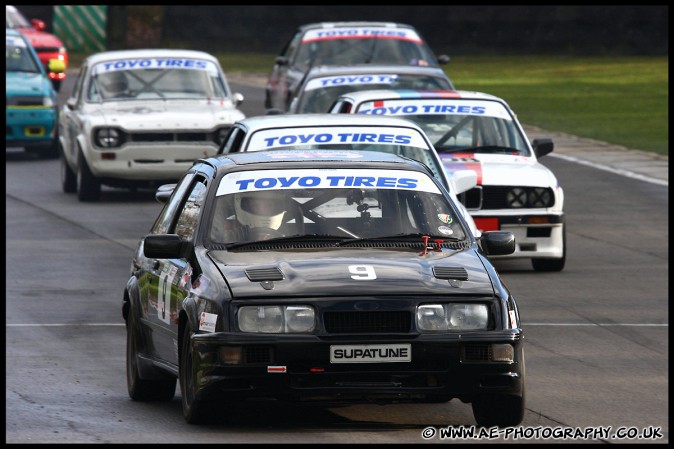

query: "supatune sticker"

left=330, top=344, right=411, bottom=363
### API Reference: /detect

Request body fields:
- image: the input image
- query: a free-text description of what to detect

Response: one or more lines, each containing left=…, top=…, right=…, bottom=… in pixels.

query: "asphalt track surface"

left=5, top=71, right=668, bottom=444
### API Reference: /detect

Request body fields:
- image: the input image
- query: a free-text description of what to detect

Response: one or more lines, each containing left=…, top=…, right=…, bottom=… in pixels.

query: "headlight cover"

left=94, top=127, right=123, bottom=148
left=238, top=305, right=315, bottom=333
left=416, top=303, right=489, bottom=331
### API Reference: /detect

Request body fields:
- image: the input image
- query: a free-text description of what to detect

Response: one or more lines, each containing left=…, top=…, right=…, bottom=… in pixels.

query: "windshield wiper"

left=337, top=233, right=462, bottom=246
left=224, top=234, right=344, bottom=250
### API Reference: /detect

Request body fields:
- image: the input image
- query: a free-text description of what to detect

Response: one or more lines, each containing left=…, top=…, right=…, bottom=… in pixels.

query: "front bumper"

left=474, top=213, right=564, bottom=260
left=189, top=330, right=524, bottom=405
left=6, top=107, right=57, bottom=149
left=86, top=143, right=219, bottom=181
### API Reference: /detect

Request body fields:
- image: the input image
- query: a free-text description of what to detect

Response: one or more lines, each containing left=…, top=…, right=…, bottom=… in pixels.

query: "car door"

left=60, top=63, right=88, bottom=168
left=141, top=173, right=209, bottom=364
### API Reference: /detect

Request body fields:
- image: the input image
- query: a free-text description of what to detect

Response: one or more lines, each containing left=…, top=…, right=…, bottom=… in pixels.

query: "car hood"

left=6, top=71, right=51, bottom=96
left=88, top=101, right=245, bottom=129
left=16, top=28, right=64, bottom=48
left=440, top=153, right=556, bottom=187
left=209, top=247, right=495, bottom=298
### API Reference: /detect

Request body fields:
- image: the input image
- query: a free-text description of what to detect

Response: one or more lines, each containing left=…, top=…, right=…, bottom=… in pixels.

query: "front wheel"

left=180, top=321, right=211, bottom=424
left=76, top=149, right=101, bottom=202
left=471, top=391, right=525, bottom=428
left=532, top=226, right=566, bottom=272
left=60, top=145, right=77, bottom=193
left=126, top=303, right=176, bottom=401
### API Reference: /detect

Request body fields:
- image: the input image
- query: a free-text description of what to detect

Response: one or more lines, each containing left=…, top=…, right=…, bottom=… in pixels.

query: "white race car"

left=59, top=49, right=246, bottom=201
left=217, top=113, right=480, bottom=237
left=330, top=89, right=565, bottom=271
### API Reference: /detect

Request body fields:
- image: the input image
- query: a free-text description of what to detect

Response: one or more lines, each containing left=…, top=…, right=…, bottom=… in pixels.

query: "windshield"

left=355, top=98, right=530, bottom=156
left=294, top=26, right=438, bottom=70
left=209, top=167, right=466, bottom=245
left=296, top=74, right=452, bottom=114
left=6, top=7, right=32, bottom=29
left=87, top=57, right=231, bottom=102
left=6, top=34, right=40, bottom=73
left=245, top=125, right=448, bottom=183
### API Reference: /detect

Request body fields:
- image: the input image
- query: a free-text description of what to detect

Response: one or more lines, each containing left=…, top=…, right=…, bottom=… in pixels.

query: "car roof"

left=337, top=89, right=506, bottom=104
left=83, top=48, right=220, bottom=65
left=298, top=21, right=417, bottom=32
left=303, top=64, right=447, bottom=79
left=212, top=149, right=429, bottom=170
left=233, top=113, right=425, bottom=131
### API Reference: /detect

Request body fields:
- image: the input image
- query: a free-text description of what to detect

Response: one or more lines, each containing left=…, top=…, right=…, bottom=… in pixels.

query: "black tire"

left=60, top=145, right=77, bottom=193
left=76, top=149, right=101, bottom=202
left=126, top=302, right=176, bottom=401
left=180, top=321, right=211, bottom=424
left=531, top=225, right=566, bottom=272
left=471, top=391, right=525, bottom=428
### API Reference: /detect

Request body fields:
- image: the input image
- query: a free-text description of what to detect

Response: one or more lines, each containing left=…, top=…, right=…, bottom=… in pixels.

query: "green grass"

left=70, top=52, right=668, bottom=156
left=445, top=55, right=668, bottom=156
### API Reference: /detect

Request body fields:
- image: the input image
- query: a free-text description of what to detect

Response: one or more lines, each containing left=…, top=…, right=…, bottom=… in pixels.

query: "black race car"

left=122, top=149, right=525, bottom=427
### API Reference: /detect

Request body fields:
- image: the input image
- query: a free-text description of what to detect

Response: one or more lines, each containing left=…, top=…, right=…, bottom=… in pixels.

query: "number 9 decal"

left=348, top=265, right=377, bottom=280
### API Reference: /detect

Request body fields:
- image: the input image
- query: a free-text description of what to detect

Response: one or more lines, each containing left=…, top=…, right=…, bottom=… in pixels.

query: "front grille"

left=35, top=47, right=62, bottom=53
left=243, top=346, right=273, bottom=364
left=462, top=344, right=492, bottom=362
left=324, top=311, right=411, bottom=334
left=130, top=132, right=212, bottom=143
left=461, top=186, right=555, bottom=210
left=6, top=96, right=45, bottom=107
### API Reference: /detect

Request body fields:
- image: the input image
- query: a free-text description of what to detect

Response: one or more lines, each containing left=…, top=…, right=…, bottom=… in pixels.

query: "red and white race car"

left=6, top=5, right=68, bottom=91
left=330, top=89, right=565, bottom=272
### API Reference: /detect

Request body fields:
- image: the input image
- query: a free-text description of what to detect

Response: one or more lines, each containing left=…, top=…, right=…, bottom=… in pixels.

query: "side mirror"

left=448, top=169, right=478, bottom=194
left=532, top=138, right=554, bottom=158
left=143, top=234, right=192, bottom=259
left=437, top=54, right=450, bottom=65
left=480, top=231, right=515, bottom=256
left=155, top=183, right=176, bottom=203
left=65, top=98, right=77, bottom=110
left=275, top=56, right=289, bottom=66
left=231, top=92, right=244, bottom=106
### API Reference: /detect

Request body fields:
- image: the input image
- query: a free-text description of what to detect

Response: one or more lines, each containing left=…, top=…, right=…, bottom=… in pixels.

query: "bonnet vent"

left=433, top=266, right=469, bottom=281
left=245, top=267, right=284, bottom=282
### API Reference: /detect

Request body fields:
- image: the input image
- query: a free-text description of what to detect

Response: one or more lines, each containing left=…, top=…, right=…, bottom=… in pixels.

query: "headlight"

left=95, top=128, right=123, bottom=148
left=43, top=96, right=54, bottom=107
left=506, top=187, right=527, bottom=208
left=238, top=305, right=315, bottom=333
left=528, top=187, right=553, bottom=207
left=416, top=303, right=489, bottom=331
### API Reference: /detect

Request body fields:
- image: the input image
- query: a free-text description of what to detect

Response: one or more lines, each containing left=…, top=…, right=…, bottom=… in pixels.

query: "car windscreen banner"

left=248, top=126, right=429, bottom=150
left=357, top=99, right=513, bottom=120
left=216, top=168, right=442, bottom=196
left=92, top=58, right=219, bottom=76
left=305, top=74, right=399, bottom=91
left=301, top=27, right=422, bottom=43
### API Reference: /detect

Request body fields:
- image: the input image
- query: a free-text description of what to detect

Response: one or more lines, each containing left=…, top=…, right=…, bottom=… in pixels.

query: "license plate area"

left=330, top=344, right=411, bottom=363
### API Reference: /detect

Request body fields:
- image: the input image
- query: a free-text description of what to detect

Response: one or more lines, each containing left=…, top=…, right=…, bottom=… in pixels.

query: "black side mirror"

left=480, top=231, right=515, bottom=256
left=532, top=138, right=554, bottom=158
left=144, top=234, right=192, bottom=259
left=275, top=56, right=289, bottom=66
left=437, top=54, right=450, bottom=65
